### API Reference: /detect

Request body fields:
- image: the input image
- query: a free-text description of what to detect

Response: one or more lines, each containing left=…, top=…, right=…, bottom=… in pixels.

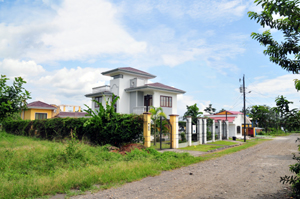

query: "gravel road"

left=72, top=135, right=299, bottom=199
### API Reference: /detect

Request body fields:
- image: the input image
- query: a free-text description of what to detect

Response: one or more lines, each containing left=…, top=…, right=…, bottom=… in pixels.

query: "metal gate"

left=151, top=117, right=172, bottom=150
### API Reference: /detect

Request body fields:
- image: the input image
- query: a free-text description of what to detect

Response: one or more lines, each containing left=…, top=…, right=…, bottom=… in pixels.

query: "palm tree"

left=149, top=106, right=167, bottom=146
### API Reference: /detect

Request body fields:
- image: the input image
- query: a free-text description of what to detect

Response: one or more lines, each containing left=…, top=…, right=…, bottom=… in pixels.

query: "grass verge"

left=0, top=131, right=269, bottom=199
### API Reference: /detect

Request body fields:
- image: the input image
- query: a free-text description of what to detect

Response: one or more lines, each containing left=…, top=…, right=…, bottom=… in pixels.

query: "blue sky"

left=0, top=0, right=298, bottom=116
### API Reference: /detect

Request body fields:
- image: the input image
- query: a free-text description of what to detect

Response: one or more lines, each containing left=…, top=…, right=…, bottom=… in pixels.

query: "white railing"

left=92, top=85, right=110, bottom=93
left=133, top=106, right=146, bottom=115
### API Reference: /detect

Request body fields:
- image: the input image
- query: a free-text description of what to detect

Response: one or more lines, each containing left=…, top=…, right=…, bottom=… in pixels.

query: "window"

left=237, top=126, right=241, bottom=134
left=94, top=97, right=102, bottom=108
left=35, top=113, right=47, bottom=120
left=160, top=96, right=172, bottom=107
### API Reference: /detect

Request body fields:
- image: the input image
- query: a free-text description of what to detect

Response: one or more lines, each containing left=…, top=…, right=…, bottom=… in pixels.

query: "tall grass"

left=0, top=131, right=200, bottom=199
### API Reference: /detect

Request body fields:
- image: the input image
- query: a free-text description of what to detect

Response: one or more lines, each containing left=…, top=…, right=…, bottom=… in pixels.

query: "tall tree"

left=183, top=103, right=203, bottom=125
left=204, top=104, right=216, bottom=115
left=248, top=0, right=300, bottom=73
left=0, top=75, right=31, bottom=122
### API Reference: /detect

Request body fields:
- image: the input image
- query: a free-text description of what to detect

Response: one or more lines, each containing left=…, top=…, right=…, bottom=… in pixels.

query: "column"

left=143, top=112, right=151, bottom=147
left=203, top=118, right=207, bottom=144
left=169, top=114, right=179, bottom=149
left=197, top=117, right=202, bottom=144
left=225, top=121, right=229, bottom=139
left=219, top=120, right=222, bottom=140
left=186, top=116, right=192, bottom=146
left=212, top=119, right=215, bottom=142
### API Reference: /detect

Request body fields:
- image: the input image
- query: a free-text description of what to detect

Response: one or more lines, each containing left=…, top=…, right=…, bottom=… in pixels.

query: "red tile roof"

left=102, top=67, right=156, bottom=78
left=146, top=82, right=185, bottom=93
left=27, top=101, right=56, bottom=109
left=207, top=116, right=235, bottom=123
left=56, top=112, right=88, bottom=118
left=120, top=67, right=155, bottom=76
left=226, top=111, right=243, bottom=115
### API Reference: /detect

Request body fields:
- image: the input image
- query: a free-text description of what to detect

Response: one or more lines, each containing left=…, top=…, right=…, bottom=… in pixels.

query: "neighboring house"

left=85, top=67, right=185, bottom=116
left=205, top=110, right=252, bottom=138
left=21, top=101, right=56, bottom=120
left=21, top=101, right=88, bottom=120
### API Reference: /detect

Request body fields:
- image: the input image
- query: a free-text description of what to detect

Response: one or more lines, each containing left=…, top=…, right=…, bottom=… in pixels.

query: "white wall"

left=152, top=91, right=177, bottom=118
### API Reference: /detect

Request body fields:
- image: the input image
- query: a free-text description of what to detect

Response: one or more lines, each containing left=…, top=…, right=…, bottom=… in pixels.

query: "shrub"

left=3, top=95, right=143, bottom=147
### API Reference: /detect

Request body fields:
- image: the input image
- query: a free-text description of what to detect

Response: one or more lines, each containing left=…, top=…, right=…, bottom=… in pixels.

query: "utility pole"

left=243, top=75, right=246, bottom=142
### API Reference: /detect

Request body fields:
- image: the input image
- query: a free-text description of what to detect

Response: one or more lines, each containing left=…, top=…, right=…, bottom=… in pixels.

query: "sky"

left=1, top=0, right=299, bottom=116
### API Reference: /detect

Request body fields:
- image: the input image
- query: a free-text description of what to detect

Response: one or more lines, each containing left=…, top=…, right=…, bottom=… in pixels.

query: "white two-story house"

left=85, top=67, right=185, bottom=117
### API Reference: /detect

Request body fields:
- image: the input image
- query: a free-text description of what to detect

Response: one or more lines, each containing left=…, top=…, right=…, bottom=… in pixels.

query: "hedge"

left=2, top=114, right=143, bottom=146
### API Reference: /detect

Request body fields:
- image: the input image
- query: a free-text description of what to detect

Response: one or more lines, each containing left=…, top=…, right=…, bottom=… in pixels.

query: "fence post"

left=219, top=120, right=222, bottom=140
left=197, top=117, right=202, bottom=144
left=212, top=119, right=215, bottom=142
left=186, top=116, right=192, bottom=146
left=143, top=112, right=151, bottom=148
left=225, top=121, right=229, bottom=139
left=169, top=114, right=178, bottom=149
left=203, top=118, right=207, bottom=144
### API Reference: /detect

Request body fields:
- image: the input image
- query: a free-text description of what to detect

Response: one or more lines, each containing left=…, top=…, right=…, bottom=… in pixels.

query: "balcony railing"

left=133, top=106, right=146, bottom=115
left=92, top=85, right=110, bottom=93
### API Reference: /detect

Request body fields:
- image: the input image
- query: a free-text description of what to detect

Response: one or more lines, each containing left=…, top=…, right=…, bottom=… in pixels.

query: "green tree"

left=0, top=75, right=31, bottom=122
left=275, top=95, right=293, bottom=118
left=204, top=104, right=216, bottom=115
left=149, top=106, right=167, bottom=146
left=183, top=103, right=203, bottom=125
left=248, top=0, right=300, bottom=73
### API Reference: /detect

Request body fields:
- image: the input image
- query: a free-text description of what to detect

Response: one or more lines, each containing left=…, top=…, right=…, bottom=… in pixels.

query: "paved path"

left=71, top=135, right=298, bottom=199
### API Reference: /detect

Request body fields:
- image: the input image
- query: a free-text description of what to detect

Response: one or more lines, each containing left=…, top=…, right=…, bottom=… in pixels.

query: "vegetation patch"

left=181, top=144, right=225, bottom=152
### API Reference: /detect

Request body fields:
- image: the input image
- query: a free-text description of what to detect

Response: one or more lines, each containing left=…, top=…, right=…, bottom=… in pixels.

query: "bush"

left=3, top=96, right=144, bottom=147
left=180, top=132, right=186, bottom=142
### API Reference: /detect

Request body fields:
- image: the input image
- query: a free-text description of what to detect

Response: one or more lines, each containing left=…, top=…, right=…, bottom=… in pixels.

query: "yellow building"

left=21, top=101, right=56, bottom=120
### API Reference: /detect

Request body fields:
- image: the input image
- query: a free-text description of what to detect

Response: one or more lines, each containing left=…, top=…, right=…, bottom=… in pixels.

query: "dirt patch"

left=108, top=143, right=146, bottom=155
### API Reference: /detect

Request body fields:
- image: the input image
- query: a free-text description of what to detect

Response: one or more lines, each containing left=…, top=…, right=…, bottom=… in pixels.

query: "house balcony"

left=133, top=106, right=146, bottom=115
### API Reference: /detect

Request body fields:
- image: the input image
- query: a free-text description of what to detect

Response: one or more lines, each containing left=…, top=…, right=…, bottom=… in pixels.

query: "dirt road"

left=72, top=135, right=299, bottom=199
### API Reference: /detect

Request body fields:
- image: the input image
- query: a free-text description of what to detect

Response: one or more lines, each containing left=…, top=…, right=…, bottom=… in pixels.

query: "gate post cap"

left=143, top=112, right=151, bottom=115
left=169, top=114, right=179, bottom=116
left=186, top=116, right=192, bottom=118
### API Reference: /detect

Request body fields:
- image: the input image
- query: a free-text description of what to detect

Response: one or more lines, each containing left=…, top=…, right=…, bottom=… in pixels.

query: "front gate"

left=151, top=116, right=172, bottom=150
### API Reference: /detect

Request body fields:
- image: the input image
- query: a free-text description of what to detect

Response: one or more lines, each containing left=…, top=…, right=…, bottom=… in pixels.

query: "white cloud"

left=248, top=74, right=298, bottom=96
left=0, top=59, right=45, bottom=78
left=0, top=0, right=147, bottom=63
left=186, top=0, right=247, bottom=22
left=33, top=66, right=111, bottom=99
left=177, top=94, right=210, bottom=116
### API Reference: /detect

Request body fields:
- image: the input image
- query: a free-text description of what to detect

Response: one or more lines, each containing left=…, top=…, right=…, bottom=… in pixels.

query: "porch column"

left=186, top=116, right=192, bottom=146
left=169, top=114, right=178, bottom=149
left=225, top=121, right=229, bottom=139
left=219, top=120, right=222, bottom=140
left=143, top=112, right=151, bottom=148
left=212, top=119, right=215, bottom=142
left=197, top=117, right=202, bottom=144
left=203, top=118, right=207, bottom=144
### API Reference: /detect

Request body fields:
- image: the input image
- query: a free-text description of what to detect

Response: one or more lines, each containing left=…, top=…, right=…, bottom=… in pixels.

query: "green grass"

left=0, top=131, right=270, bottom=199
left=0, top=131, right=201, bottom=199
left=200, top=138, right=270, bottom=161
left=212, top=141, right=238, bottom=146
left=181, top=144, right=224, bottom=151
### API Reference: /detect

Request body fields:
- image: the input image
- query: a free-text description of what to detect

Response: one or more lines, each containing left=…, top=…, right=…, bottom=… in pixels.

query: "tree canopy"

left=0, top=75, right=31, bottom=122
left=248, top=0, right=300, bottom=73
left=183, top=103, right=203, bottom=125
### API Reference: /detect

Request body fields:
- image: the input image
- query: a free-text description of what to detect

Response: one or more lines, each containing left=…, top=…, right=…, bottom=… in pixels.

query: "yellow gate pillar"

left=169, top=114, right=179, bottom=149
left=143, top=112, right=151, bottom=148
